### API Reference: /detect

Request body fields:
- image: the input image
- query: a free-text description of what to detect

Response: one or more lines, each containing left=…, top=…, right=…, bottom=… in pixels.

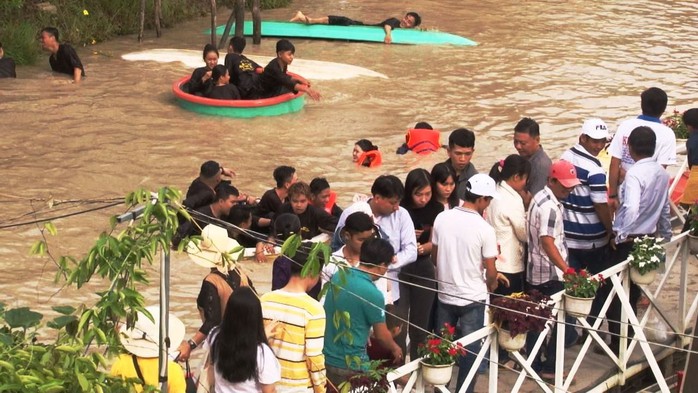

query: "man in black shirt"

left=39, top=27, right=85, bottom=83
left=290, top=11, right=422, bottom=44
left=258, top=39, right=320, bottom=100
left=0, top=42, right=16, bottom=78
left=224, top=36, right=262, bottom=99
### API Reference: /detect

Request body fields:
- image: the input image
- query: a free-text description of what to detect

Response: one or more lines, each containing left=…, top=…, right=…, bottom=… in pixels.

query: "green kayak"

left=212, top=21, right=476, bottom=46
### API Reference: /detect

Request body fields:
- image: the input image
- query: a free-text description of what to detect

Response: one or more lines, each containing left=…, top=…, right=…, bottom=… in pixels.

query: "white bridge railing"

left=387, top=231, right=698, bottom=393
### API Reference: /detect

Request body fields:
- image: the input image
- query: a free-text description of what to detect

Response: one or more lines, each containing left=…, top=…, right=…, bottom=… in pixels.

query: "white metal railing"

left=386, top=231, right=697, bottom=393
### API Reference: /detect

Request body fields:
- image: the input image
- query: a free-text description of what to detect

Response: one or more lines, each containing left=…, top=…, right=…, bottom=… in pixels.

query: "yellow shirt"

left=110, top=354, right=186, bottom=393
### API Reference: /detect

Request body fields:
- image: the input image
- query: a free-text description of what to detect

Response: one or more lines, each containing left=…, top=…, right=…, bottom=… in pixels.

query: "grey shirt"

left=526, top=147, right=552, bottom=195
left=445, top=159, right=478, bottom=201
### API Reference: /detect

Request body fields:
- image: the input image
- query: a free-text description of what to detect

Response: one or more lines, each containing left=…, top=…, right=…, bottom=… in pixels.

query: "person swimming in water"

left=353, top=139, right=382, bottom=167
left=290, top=11, right=421, bottom=44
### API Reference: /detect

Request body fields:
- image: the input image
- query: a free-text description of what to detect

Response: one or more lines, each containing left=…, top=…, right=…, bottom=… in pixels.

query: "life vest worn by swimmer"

left=324, top=190, right=338, bottom=215
left=405, top=128, right=441, bottom=155
left=356, top=150, right=383, bottom=167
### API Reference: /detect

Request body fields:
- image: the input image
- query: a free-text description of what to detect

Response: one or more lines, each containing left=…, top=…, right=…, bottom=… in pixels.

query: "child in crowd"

left=257, top=165, right=297, bottom=220
left=205, top=65, right=241, bottom=100
left=368, top=304, right=405, bottom=365
left=224, top=36, right=262, bottom=99
left=353, top=139, right=382, bottom=167
left=322, top=211, right=377, bottom=288
left=310, top=177, right=343, bottom=218
left=188, top=44, right=219, bottom=96
left=278, top=181, right=338, bottom=240
left=0, top=42, right=16, bottom=78
left=270, top=213, right=322, bottom=299
left=259, top=39, right=320, bottom=100
left=430, top=162, right=459, bottom=209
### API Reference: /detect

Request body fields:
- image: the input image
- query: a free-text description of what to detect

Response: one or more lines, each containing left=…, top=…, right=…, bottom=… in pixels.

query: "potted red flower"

left=417, top=323, right=465, bottom=385
left=563, top=268, right=603, bottom=317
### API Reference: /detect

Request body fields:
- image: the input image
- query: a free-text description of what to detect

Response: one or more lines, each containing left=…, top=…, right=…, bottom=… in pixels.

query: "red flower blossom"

left=445, top=323, right=456, bottom=335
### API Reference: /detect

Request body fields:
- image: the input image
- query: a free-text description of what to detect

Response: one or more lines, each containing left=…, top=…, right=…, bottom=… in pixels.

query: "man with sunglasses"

left=525, top=160, right=580, bottom=381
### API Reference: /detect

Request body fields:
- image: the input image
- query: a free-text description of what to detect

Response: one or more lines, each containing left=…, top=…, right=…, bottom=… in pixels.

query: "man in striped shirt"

left=261, top=251, right=327, bottom=393
left=560, top=119, right=613, bottom=273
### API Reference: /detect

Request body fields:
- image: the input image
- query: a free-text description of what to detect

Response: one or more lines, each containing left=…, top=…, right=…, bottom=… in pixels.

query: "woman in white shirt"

left=209, top=286, right=280, bottom=393
left=485, top=155, right=531, bottom=295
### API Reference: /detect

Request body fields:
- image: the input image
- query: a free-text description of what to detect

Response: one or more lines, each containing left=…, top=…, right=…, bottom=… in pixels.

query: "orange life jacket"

left=356, top=150, right=382, bottom=167
left=405, top=128, right=441, bottom=155
left=324, top=190, right=338, bottom=214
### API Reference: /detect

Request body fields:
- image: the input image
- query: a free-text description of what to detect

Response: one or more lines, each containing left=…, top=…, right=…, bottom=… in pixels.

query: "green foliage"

left=219, top=0, right=293, bottom=10
left=663, top=109, right=689, bottom=139
left=0, top=21, right=42, bottom=65
left=338, top=360, right=392, bottom=393
left=0, top=186, right=189, bottom=392
left=628, top=235, right=664, bottom=275
left=562, top=268, right=603, bottom=298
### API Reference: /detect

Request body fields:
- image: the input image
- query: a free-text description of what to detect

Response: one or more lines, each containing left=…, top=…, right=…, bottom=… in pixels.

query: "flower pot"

left=419, top=360, right=454, bottom=385
left=629, top=267, right=657, bottom=285
left=496, top=327, right=527, bottom=352
left=688, top=234, right=698, bottom=254
left=564, top=293, right=594, bottom=318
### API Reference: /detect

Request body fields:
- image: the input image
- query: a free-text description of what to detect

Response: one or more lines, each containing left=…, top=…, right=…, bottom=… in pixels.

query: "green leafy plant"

left=563, top=268, right=603, bottom=298
left=490, top=291, right=553, bottom=338
left=628, top=235, right=664, bottom=275
left=417, top=323, right=465, bottom=365
left=338, top=360, right=391, bottom=393
left=663, top=109, right=688, bottom=139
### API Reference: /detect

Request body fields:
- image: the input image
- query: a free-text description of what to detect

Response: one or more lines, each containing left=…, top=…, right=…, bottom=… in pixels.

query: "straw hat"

left=118, top=306, right=185, bottom=358
left=186, top=224, right=243, bottom=273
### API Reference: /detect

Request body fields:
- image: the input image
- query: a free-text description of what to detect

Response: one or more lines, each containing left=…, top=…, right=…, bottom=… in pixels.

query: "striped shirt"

left=527, top=186, right=567, bottom=285
left=261, top=290, right=327, bottom=393
left=560, top=145, right=609, bottom=249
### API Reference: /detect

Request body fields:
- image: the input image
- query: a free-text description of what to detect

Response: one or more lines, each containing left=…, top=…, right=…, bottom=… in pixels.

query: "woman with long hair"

left=352, top=139, right=381, bottom=167
left=188, top=44, right=219, bottom=96
left=430, top=162, right=459, bottom=209
left=397, top=168, right=440, bottom=360
left=485, top=154, right=531, bottom=295
left=210, top=286, right=280, bottom=392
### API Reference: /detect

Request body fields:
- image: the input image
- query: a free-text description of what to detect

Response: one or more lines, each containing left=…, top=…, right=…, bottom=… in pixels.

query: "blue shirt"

left=323, top=268, right=385, bottom=370
left=613, top=158, right=671, bottom=242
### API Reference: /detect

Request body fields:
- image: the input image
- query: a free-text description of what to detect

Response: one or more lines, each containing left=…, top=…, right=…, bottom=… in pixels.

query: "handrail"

left=385, top=232, right=697, bottom=393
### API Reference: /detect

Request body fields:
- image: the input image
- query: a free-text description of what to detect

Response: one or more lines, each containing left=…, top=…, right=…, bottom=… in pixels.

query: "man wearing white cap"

left=432, top=173, right=501, bottom=393
left=560, top=119, right=613, bottom=273
left=526, top=160, right=581, bottom=380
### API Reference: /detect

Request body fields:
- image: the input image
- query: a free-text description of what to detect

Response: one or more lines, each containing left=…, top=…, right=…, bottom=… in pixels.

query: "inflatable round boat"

left=172, top=76, right=306, bottom=118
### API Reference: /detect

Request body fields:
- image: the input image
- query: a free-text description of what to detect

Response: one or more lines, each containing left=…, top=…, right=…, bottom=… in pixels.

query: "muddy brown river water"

left=1, top=0, right=697, bottom=337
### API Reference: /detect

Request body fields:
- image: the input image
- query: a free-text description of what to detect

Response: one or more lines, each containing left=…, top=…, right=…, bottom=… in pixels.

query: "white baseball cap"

left=466, top=174, right=500, bottom=199
left=581, top=118, right=610, bottom=140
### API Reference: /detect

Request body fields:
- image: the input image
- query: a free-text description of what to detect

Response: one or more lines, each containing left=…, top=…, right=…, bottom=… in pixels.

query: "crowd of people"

left=120, top=86, right=696, bottom=393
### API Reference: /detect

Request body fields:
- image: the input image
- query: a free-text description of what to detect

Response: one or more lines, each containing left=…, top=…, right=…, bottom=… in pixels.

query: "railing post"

left=619, top=268, right=629, bottom=385
left=679, top=236, right=689, bottom=333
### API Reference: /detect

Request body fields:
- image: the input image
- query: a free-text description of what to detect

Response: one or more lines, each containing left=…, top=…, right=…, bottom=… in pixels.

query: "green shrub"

left=0, top=21, right=42, bottom=65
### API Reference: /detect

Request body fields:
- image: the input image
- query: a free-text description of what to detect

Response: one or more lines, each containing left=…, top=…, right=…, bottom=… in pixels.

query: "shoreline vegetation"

left=0, top=0, right=291, bottom=66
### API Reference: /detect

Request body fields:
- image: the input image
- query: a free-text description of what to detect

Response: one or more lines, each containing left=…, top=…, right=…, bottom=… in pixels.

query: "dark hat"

left=200, top=160, right=221, bottom=178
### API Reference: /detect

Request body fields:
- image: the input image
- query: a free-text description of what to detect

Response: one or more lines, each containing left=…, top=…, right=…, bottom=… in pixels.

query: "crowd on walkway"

left=105, top=87, right=698, bottom=393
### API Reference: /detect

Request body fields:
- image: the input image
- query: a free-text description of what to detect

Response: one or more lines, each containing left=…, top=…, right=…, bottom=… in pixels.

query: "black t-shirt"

left=277, top=203, right=338, bottom=239
left=206, top=84, right=241, bottom=100
left=224, top=53, right=261, bottom=99
left=256, top=188, right=285, bottom=219
left=374, top=18, right=401, bottom=29
left=259, top=58, right=297, bottom=98
left=403, top=200, right=444, bottom=244
left=188, top=67, right=214, bottom=96
left=49, top=44, right=85, bottom=76
left=0, top=57, right=16, bottom=78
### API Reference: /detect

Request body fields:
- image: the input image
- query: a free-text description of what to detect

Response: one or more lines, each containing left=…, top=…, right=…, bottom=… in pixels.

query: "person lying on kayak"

left=290, top=11, right=422, bottom=44
left=224, top=36, right=262, bottom=99
left=205, top=65, right=241, bottom=100
left=258, top=39, right=320, bottom=101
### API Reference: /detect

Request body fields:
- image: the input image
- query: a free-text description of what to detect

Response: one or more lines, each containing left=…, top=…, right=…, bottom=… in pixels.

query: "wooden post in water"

left=234, top=0, right=245, bottom=38
left=209, top=0, right=217, bottom=45
left=217, top=9, right=237, bottom=50
left=154, top=0, right=162, bottom=37
left=138, top=0, right=146, bottom=42
left=252, top=0, right=261, bottom=44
